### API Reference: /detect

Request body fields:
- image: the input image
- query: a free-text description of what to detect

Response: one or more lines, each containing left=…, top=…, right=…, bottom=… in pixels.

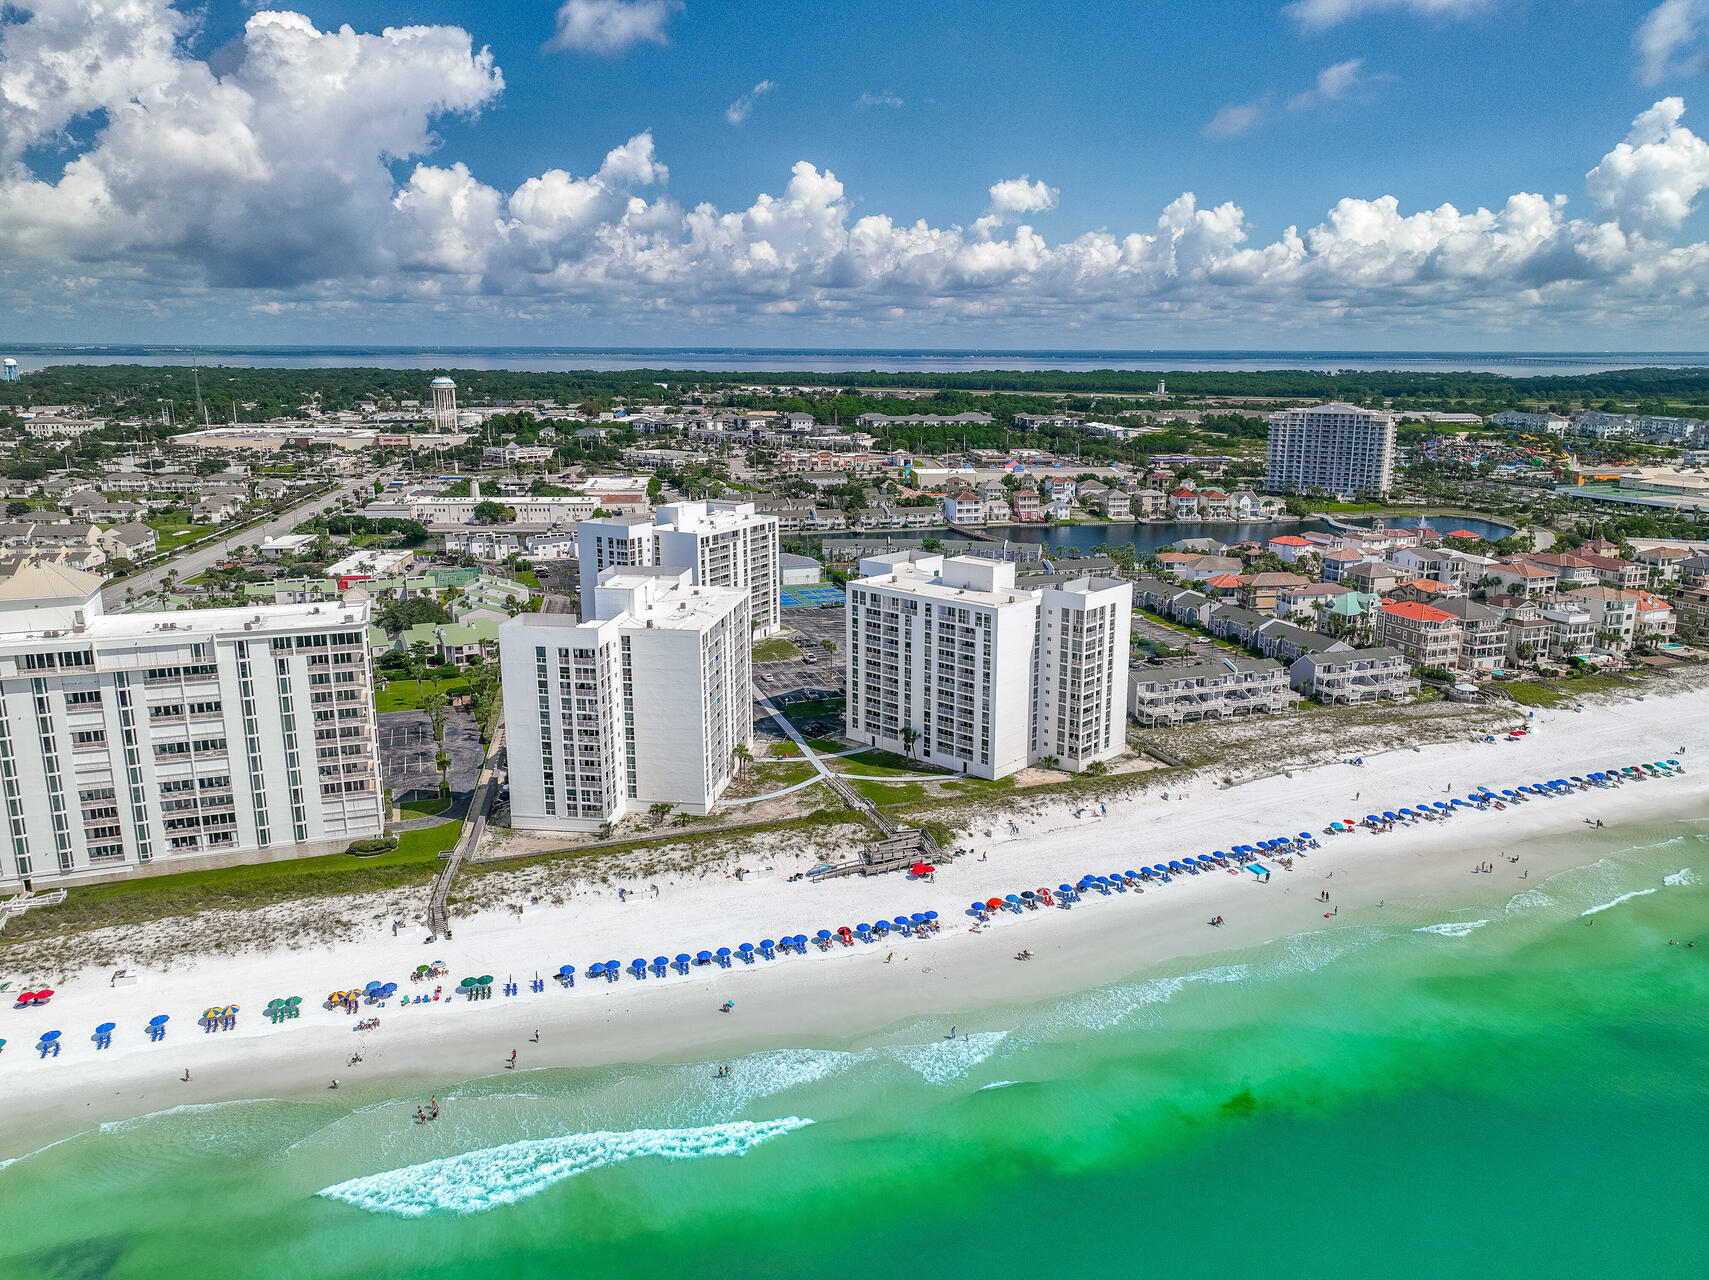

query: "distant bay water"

left=4, top=345, right=1709, bottom=377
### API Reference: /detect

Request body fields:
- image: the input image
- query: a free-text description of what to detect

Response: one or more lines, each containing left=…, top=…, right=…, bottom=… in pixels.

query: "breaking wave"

left=1581, top=888, right=1658, bottom=917
left=1414, top=920, right=1490, bottom=938
left=884, top=1031, right=1007, bottom=1085
left=317, top=1117, right=814, bottom=1217
left=1664, top=867, right=1700, bottom=887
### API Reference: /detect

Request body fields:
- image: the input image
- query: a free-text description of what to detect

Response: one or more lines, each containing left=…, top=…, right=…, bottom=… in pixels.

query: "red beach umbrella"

left=986, top=898, right=1003, bottom=910
left=32, top=990, right=53, bottom=1002
left=911, top=862, right=928, bottom=876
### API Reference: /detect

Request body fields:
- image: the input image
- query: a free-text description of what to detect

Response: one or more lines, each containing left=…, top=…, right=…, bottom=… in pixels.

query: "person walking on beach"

left=181, top=1068, right=190, bottom=1082
left=531, top=1030, right=540, bottom=1042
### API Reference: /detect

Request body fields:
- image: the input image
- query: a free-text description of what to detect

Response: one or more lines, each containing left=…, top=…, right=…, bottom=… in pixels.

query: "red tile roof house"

left=1266, top=534, right=1315, bottom=563
left=1202, top=572, right=1248, bottom=598
left=1376, top=599, right=1466, bottom=668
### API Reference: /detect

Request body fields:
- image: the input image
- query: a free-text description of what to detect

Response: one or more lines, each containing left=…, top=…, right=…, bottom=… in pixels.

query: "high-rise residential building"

left=576, top=514, right=657, bottom=607
left=500, top=567, right=752, bottom=832
left=0, top=561, right=382, bottom=889
left=1265, top=402, right=1397, bottom=498
left=575, top=500, right=780, bottom=636
left=844, top=552, right=1132, bottom=780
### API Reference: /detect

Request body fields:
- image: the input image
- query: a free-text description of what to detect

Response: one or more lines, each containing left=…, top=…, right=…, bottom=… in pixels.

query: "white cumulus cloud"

left=725, top=79, right=776, bottom=125
left=855, top=90, right=903, bottom=109
left=1585, top=96, right=1709, bottom=232
left=986, top=175, right=1060, bottom=217
left=1288, top=58, right=1377, bottom=112
left=1284, top=0, right=1492, bottom=29
left=10, top=4, right=1709, bottom=344
left=1204, top=99, right=1267, bottom=139
left=546, top=0, right=681, bottom=56
left=1635, top=0, right=1709, bottom=84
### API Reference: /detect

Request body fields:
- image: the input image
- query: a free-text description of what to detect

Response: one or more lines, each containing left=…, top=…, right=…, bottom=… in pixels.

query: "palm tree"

left=422, top=690, right=449, bottom=743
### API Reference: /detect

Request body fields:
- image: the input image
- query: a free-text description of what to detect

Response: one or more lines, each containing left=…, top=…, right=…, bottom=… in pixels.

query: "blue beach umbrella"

left=716, top=946, right=732, bottom=957
left=40, top=1030, right=60, bottom=1041
left=1298, top=833, right=1312, bottom=842
left=924, top=911, right=938, bottom=921
left=149, top=1014, right=168, bottom=1026
left=653, top=956, right=669, bottom=973
left=739, top=942, right=755, bottom=954
left=96, top=1022, right=115, bottom=1034
left=793, top=934, right=808, bottom=949
left=815, top=930, right=832, bottom=941
left=696, top=951, right=713, bottom=964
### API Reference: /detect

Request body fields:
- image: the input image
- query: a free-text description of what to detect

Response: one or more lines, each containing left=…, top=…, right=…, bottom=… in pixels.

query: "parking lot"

left=754, top=605, right=845, bottom=706
left=378, top=710, right=485, bottom=803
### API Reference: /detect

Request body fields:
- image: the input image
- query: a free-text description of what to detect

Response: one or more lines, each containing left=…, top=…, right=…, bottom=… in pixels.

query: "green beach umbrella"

left=286, top=996, right=301, bottom=1005
left=459, top=977, right=476, bottom=988
left=477, top=975, right=493, bottom=986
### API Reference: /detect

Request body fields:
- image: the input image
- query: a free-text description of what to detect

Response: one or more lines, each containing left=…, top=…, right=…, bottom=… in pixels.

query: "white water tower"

left=1, top=358, right=17, bottom=383
left=430, top=376, right=458, bottom=432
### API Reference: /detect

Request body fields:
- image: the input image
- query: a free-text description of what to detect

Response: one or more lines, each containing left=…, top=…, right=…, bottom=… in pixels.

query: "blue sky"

left=6, top=0, right=1709, bottom=347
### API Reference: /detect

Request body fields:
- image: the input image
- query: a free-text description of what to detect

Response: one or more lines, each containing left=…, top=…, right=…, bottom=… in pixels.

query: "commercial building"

left=0, top=561, right=382, bottom=889
left=577, top=501, right=781, bottom=637
left=1264, top=402, right=1397, bottom=497
left=844, top=553, right=1131, bottom=779
left=499, top=568, right=752, bottom=832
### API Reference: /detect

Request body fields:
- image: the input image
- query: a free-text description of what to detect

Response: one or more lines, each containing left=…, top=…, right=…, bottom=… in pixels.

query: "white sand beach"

left=3, top=687, right=1706, bottom=1155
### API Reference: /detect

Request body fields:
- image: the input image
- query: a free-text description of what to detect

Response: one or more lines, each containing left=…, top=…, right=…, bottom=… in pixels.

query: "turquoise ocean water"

left=3, top=821, right=1707, bottom=1278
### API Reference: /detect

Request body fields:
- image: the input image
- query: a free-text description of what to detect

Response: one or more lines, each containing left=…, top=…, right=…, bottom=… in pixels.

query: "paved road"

left=101, top=471, right=384, bottom=607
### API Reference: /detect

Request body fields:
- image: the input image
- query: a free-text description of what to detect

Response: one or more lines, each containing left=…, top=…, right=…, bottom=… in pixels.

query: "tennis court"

left=780, top=584, right=846, bottom=608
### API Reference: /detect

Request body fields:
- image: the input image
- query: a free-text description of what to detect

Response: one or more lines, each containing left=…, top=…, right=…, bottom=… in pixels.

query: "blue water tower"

left=1, top=358, right=17, bottom=382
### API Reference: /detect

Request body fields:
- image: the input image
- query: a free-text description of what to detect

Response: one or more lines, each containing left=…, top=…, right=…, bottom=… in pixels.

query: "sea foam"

left=1414, top=920, right=1490, bottom=938
left=1664, top=867, right=1700, bottom=887
left=884, top=1031, right=1007, bottom=1085
left=1581, top=888, right=1658, bottom=917
left=316, top=1117, right=814, bottom=1217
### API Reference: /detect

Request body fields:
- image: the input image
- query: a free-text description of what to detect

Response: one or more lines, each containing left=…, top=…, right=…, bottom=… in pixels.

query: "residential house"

left=1242, top=571, right=1310, bottom=613
left=1320, top=547, right=1371, bottom=582
left=944, top=490, right=984, bottom=525
left=1254, top=618, right=1350, bottom=664
left=1633, top=545, right=1689, bottom=583
left=1201, top=572, right=1247, bottom=600
left=1434, top=597, right=1505, bottom=670
left=1131, top=577, right=1180, bottom=613
left=1563, top=585, right=1638, bottom=651
left=1087, top=487, right=1131, bottom=520
left=1156, top=552, right=1243, bottom=582
left=100, top=522, right=158, bottom=561
left=1504, top=616, right=1554, bottom=665
left=1579, top=553, right=1647, bottom=590
left=1012, top=489, right=1043, bottom=522
left=1487, top=561, right=1558, bottom=598
left=1538, top=602, right=1595, bottom=659
left=1164, top=590, right=1216, bottom=627
left=1288, top=647, right=1418, bottom=704
left=1671, top=585, right=1709, bottom=639
left=1266, top=534, right=1315, bottom=563
left=1675, top=554, right=1709, bottom=587
left=1340, top=561, right=1405, bottom=595
left=1272, top=581, right=1353, bottom=623
left=1376, top=600, right=1465, bottom=668
left=1128, top=488, right=1168, bottom=518
left=1628, top=590, right=1677, bottom=643
left=1197, top=490, right=1234, bottom=520
left=1168, top=487, right=1199, bottom=517
left=983, top=497, right=1015, bottom=523
left=1127, top=656, right=1296, bottom=726
left=1206, top=603, right=1267, bottom=645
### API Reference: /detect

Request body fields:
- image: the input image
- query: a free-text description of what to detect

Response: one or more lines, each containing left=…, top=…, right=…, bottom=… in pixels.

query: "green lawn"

left=375, top=679, right=470, bottom=713
left=0, top=822, right=461, bottom=945
left=514, top=568, right=543, bottom=591
left=146, top=515, right=216, bottom=552
left=399, top=796, right=452, bottom=817
left=1498, top=681, right=1564, bottom=707
left=753, top=636, right=804, bottom=662
left=779, top=696, right=844, bottom=719
left=837, top=748, right=954, bottom=777
left=851, top=778, right=928, bottom=806
left=395, top=820, right=463, bottom=860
